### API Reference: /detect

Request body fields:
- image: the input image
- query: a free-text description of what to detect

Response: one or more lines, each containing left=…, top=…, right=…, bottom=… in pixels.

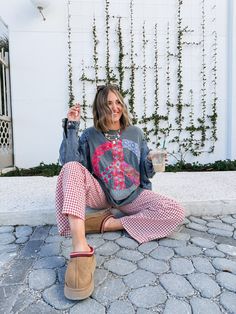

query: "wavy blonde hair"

left=92, top=84, right=131, bottom=132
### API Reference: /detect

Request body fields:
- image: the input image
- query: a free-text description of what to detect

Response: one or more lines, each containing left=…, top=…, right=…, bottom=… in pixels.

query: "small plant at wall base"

left=0, top=163, right=62, bottom=177
left=166, top=160, right=236, bottom=172
left=1, top=160, right=236, bottom=177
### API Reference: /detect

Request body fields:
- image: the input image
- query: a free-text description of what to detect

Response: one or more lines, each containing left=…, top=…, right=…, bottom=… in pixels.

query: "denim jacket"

left=59, top=119, right=155, bottom=206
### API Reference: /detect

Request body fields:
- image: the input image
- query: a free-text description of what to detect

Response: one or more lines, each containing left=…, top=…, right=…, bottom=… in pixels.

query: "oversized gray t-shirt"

left=59, top=120, right=155, bottom=207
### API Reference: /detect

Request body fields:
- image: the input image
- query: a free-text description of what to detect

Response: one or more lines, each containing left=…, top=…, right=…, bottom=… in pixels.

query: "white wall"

left=0, top=0, right=68, bottom=168
left=231, top=0, right=236, bottom=159
left=0, top=0, right=234, bottom=168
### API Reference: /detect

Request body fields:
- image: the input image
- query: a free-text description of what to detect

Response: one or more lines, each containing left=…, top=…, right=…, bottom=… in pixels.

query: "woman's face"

left=107, top=90, right=123, bottom=125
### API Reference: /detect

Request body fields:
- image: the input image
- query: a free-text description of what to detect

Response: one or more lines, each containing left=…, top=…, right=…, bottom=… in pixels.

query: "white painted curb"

left=0, top=172, right=236, bottom=225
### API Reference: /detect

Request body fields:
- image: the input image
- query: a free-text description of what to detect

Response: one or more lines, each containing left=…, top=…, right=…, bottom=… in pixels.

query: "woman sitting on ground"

left=56, top=84, right=185, bottom=300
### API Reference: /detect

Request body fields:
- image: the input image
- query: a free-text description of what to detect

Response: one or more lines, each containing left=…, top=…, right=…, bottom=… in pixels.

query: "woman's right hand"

left=67, top=103, right=81, bottom=122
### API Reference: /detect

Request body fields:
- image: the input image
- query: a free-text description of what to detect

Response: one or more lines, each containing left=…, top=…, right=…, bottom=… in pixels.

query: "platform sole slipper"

left=64, top=276, right=95, bottom=300
left=64, top=246, right=96, bottom=301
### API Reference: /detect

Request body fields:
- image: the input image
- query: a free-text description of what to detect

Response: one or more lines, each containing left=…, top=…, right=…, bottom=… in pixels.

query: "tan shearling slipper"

left=85, top=209, right=115, bottom=234
left=64, top=246, right=96, bottom=300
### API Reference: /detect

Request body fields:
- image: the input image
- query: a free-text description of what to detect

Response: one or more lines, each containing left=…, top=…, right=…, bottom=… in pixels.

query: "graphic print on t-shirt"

left=92, top=139, right=140, bottom=201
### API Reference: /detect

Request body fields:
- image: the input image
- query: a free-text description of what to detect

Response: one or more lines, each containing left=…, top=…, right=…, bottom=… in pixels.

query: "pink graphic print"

left=92, top=139, right=140, bottom=190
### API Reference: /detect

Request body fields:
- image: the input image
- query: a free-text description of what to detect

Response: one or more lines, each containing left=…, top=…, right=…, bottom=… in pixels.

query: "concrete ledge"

left=152, top=171, right=236, bottom=217
left=0, top=172, right=236, bottom=225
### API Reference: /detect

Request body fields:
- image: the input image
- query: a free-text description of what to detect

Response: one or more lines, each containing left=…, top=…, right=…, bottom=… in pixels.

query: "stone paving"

left=1, top=214, right=236, bottom=314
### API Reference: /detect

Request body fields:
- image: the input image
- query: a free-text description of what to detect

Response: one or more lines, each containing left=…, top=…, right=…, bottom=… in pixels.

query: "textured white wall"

left=0, top=0, right=234, bottom=168
left=69, top=0, right=229, bottom=165
left=0, top=0, right=68, bottom=168
left=231, top=0, right=236, bottom=159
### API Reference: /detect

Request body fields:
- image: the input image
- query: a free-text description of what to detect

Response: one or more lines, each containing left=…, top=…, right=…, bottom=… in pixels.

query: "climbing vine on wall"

left=105, top=0, right=117, bottom=83
left=67, top=0, right=75, bottom=107
left=128, top=0, right=138, bottom=124
left=199, top=0, right=208, bottom=147
left=175, top=0, right=185, bottom=147
left=81, top=60, right=89, bottom=128
left=92, top=16, right=99, bottom=85
left=67, top=0, right=218, bottom=162
left=208, top=4, right=218, bottom=152
left=139, top=22, right=150, bottom=141
left=152, top=23, right=161, bottom=145
left=116, top=17, right=128, bottom=97
left=164, top=22, right=172, bottom=145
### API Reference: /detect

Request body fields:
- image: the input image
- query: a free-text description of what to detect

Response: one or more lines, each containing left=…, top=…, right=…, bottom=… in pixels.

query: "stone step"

left=0, top=171, right=236, bottom=225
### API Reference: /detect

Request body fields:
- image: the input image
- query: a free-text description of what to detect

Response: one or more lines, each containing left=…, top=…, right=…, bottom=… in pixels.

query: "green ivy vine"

left=116, top=17, right=128, bottom=97
left=128, top=0, right=138, bottom=124
left=198, top=0, right=207, bottom=147
left=139, top=22, right=150, bottom=141
left=67, top=0, right=75, bottom=107
left=105, top=0, right=116, bottom=83
left=67, top=0, right=218, bottom=161
left=92, top=16, right=99, bottom=85
left=207, top=6, right=218, bottom=152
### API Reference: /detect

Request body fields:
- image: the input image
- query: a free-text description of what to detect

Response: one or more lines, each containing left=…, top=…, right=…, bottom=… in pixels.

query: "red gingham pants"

left=55, top=161, right=185, bottom=244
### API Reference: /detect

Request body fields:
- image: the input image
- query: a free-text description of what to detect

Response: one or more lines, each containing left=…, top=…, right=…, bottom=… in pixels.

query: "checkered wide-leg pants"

left=55, top=161, right=185, bottom=244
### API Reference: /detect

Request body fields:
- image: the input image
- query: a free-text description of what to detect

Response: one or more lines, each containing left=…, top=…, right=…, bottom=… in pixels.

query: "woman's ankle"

left=72, top=243, right=90, bottom=252
left=103, top=217, right=123, bottom=232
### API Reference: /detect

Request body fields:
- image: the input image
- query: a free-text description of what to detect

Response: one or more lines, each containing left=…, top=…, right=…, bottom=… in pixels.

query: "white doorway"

left=0, top=17, right=13, bottom=169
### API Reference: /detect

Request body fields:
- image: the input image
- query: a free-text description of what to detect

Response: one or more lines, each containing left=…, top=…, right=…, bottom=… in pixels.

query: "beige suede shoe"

left=64, top=246, right=96, bottom=300
left=85, top=209, right=115, bottom=234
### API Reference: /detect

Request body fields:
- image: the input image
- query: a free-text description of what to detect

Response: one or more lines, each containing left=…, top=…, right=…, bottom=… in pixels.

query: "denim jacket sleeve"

left=140, top=135, right=155, bottom=190
left=59, top=118, right=92, bottom=171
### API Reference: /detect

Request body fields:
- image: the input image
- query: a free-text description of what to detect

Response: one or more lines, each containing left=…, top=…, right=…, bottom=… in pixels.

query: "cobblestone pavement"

left=1, top=214, right=236, bottom=314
